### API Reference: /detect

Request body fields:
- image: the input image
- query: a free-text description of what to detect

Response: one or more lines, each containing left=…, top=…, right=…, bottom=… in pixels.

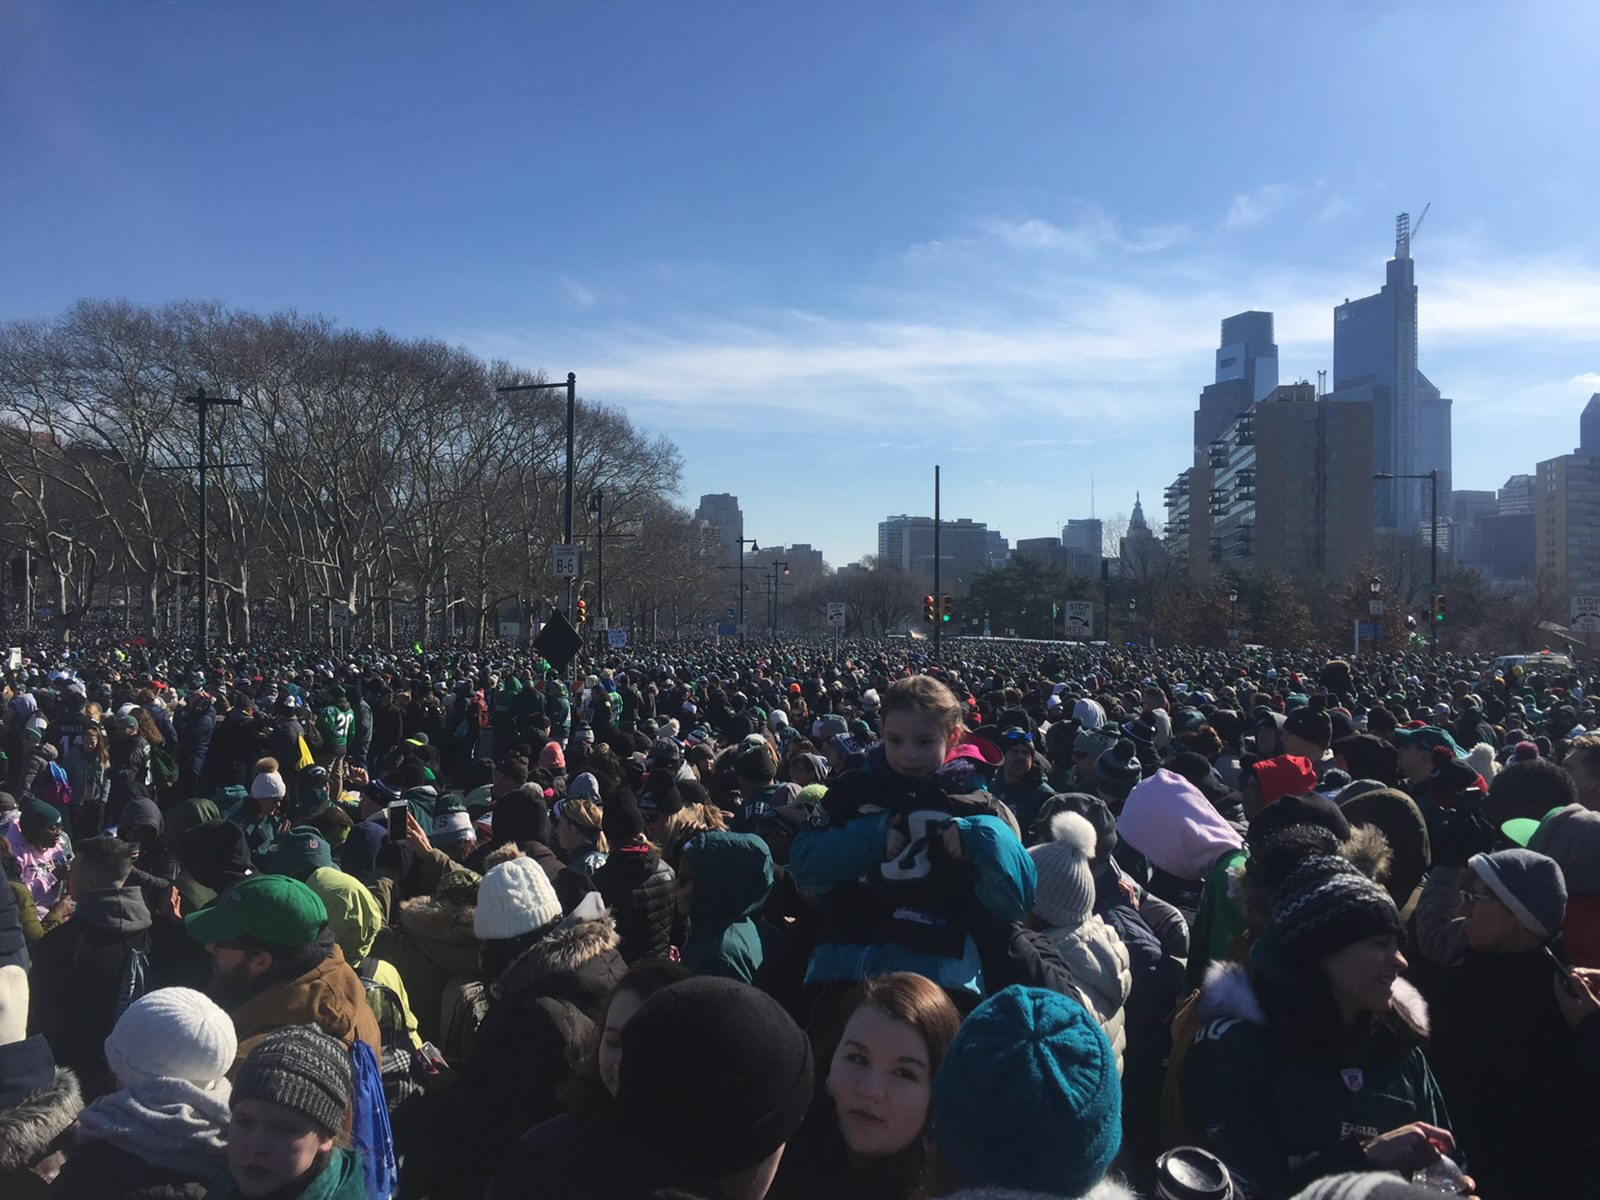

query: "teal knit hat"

left=932, top=985, right=1120, bottom=1195
left=267, top=826, right=335, bottom=879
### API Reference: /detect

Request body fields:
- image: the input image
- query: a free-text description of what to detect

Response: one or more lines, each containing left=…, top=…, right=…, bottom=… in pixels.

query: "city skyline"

left=5, top=2, right=1597, bottom=569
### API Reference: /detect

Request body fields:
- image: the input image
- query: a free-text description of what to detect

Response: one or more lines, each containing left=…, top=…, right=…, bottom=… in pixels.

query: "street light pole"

left=588, top=488, right=604, bottom=653
left=733, top=538, right=760, bottom=643
left=181, top=387, right=243, bottom=662
left=1373, top=469, right=1440, bottom=652
left=1228, top=587, right=1239, bottom=647
left=1367, top=575, right=1383, bottom=656
left=497, top=373, right=577, bottom=621
left=768, top=560, right=789, bottom=638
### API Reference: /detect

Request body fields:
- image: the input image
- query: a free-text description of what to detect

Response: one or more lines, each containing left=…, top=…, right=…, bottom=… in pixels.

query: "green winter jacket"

left=206, top=1146, right=366, bottom=1200
left=681, top=831, right=775, bottom=984
left=1183, top=937, right=1450, bottom=1200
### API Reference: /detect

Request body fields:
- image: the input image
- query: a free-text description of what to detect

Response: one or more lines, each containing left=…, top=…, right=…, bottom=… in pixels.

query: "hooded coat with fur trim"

left=411, top=912, right=627, bottom=1200
left=370, top=891, right=480, bottom=1045
left=1180, top=950, right=1449, bottom=1200
left=0, top=1037, right=81, bottom=1199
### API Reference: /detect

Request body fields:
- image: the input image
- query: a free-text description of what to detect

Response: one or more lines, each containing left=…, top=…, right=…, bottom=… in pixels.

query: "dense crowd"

left=1, top=636, right=1597, bottom=1200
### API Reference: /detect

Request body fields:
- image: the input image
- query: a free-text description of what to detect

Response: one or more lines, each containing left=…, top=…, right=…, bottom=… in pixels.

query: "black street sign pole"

left=933, top=464, right=942, bottom=660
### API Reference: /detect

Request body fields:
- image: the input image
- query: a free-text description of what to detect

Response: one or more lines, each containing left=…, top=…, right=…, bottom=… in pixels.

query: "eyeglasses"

left=1458, top=889, right=1498, bottom=910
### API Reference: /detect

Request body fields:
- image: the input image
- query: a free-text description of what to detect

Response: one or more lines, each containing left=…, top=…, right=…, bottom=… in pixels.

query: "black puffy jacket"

left=409, top=914, right=627, bottom=1200
left=593, top=844, right=676, bottom=964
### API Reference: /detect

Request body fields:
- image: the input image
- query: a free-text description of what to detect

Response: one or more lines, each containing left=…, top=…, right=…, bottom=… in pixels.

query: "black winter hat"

left=1270, top=854, right=1404, bottom=967
left=1283, top=706, right=1333, bottom=749
left=602, top=789, right=647, bottom=845
left=618, top=977, right=813, bottom=1182
left=179, top=819, right=253, bottom=894
left=1094, top=739, right=1143, bottom=802
left=1248, top=791, right=1352, bottom=847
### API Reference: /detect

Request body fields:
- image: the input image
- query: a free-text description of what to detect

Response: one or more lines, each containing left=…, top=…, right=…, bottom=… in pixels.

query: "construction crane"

left=1396, top=202, right=1431, bottom=259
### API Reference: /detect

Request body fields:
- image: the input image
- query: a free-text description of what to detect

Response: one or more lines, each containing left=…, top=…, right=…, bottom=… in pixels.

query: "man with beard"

left=184, top=872, right=380, bottom=1075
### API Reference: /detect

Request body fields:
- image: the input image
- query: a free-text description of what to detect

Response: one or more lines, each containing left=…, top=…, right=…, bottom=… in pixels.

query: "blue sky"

left=5, top=1, right=1598, bottom=566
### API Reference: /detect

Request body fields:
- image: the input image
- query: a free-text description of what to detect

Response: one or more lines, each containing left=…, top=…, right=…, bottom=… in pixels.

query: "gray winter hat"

left=1468, top=849, right=1567, bottom=941
left=233, top=1024, right=351, bottom=1136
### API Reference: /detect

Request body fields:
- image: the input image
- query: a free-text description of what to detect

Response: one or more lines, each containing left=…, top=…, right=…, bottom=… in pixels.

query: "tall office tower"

left=877, top=515, right=990, bottom=578
left=1418, top=374, right=1453, bottom=502
left=1195, top=311, right=1279, bottom=452
left=1449, top=490, right=1498, bottom=569
left=694, top=494, right=744, bottom=563
left=1061, top=518, right=1104, bottom=575
left=1581, top=394, right=1600, bottom=455
left=1330, top=213, right=1449, bottom=534
left=1499, top=474, right=1535, bottom=515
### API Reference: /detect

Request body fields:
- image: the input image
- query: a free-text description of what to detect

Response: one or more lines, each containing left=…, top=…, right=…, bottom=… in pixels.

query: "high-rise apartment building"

left=1194, top=311, right=1280, bottom=453
left=1536, top=399, right=1600, bottom=595
left=1537, top=454, right=1600, bottom=595
left=877, top=515, right=990, bottom=580
left=1329, top=214, right=1451, bottom=534
left=1188, top=384, right=1373, bottom=581
left=694, top=494, right=743, bottom=563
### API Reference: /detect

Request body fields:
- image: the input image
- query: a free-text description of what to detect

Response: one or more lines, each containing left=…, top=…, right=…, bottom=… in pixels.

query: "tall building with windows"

left=1536, top=399, right=1600, bottom=595
left=877, top=515, right=990, bottom=578
left=1061, top=519, right=1103, bottom=575
left=1580, top=394, right=1600, bottom=455
left=1500, top=474, right=1535, bottom=515
left=1328, top=213, right=1451, bottom=534
left=694, top=494, right=743, bottom=563
left=1184, top=384, right=1373, bottom=581
left=1195, top=311, right=1280, bottom=452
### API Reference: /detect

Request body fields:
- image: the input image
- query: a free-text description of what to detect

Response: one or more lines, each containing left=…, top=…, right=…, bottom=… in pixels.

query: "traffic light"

left=923, top=595, right=935, bottom=624
left=941, top=595, right=953, bottom=623
left=1435, top=594, right=1446, bottom=624
left=577, top=599, right=588, bottom=623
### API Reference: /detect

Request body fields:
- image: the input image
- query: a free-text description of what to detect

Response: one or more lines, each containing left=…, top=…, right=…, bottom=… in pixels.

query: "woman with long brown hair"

left=771, top=971, right=963, bottom=1200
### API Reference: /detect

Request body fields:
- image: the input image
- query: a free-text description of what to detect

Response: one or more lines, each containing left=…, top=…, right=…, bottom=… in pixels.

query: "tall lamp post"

left=768, top=560, right=789, bottom=638
left=588, top=489, right=605, bottom=652
left=1366, top=575, right=1383, bottom=655
left=497, top=373, right=577, bottom=620
left=1228, top=587, right=1239, bottom=647
left=1374, top=469, right=1439, bottom=651
left=1128, top=597, right=1137, bottom=644
left=733, top=537, right=760, bottom=643
left=170, top=387, right=245, bottom=662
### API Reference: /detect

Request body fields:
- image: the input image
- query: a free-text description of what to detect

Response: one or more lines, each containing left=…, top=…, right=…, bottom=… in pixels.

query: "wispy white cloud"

left=1224, top=183, right=1298, bottom=229
left=559, top=276, right=596, bottom=308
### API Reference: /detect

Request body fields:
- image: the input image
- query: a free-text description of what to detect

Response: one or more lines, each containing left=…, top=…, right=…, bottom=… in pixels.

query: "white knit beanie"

left=474, top=856, right=562, bottom=940
left=1027, top=812, right=1099, bottom=931
left=104, top=987, right=237, bottom=1088
left=1466, top=742, right=1498, bottom=781
left=251, top=770, right=287, bottom=801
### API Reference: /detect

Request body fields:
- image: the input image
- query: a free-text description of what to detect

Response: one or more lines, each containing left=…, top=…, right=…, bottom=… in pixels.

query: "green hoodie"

left=681, top=832, right=775, bottom=984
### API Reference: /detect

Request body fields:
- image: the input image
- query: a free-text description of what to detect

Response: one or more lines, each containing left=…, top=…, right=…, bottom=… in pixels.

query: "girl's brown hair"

left=818, top=971, right=963, bottom=1091
left=880, top=675, right=964, bottom=737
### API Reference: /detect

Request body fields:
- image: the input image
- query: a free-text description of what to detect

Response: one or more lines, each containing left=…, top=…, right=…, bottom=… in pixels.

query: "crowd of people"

left=1, top=634, right=1598, bottom=1199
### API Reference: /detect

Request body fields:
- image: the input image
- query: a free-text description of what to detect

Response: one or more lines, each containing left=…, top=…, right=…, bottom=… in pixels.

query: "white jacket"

left=1041, top=913, right=1132, bottom=1075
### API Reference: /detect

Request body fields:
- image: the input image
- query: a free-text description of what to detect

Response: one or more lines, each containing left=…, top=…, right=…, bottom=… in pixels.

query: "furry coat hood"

left=1198, top=957, right=1430, bottom=1042
left=493, top=910, right=626, bottom=1002
left=0, top=1040, right=80, bottom=1173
